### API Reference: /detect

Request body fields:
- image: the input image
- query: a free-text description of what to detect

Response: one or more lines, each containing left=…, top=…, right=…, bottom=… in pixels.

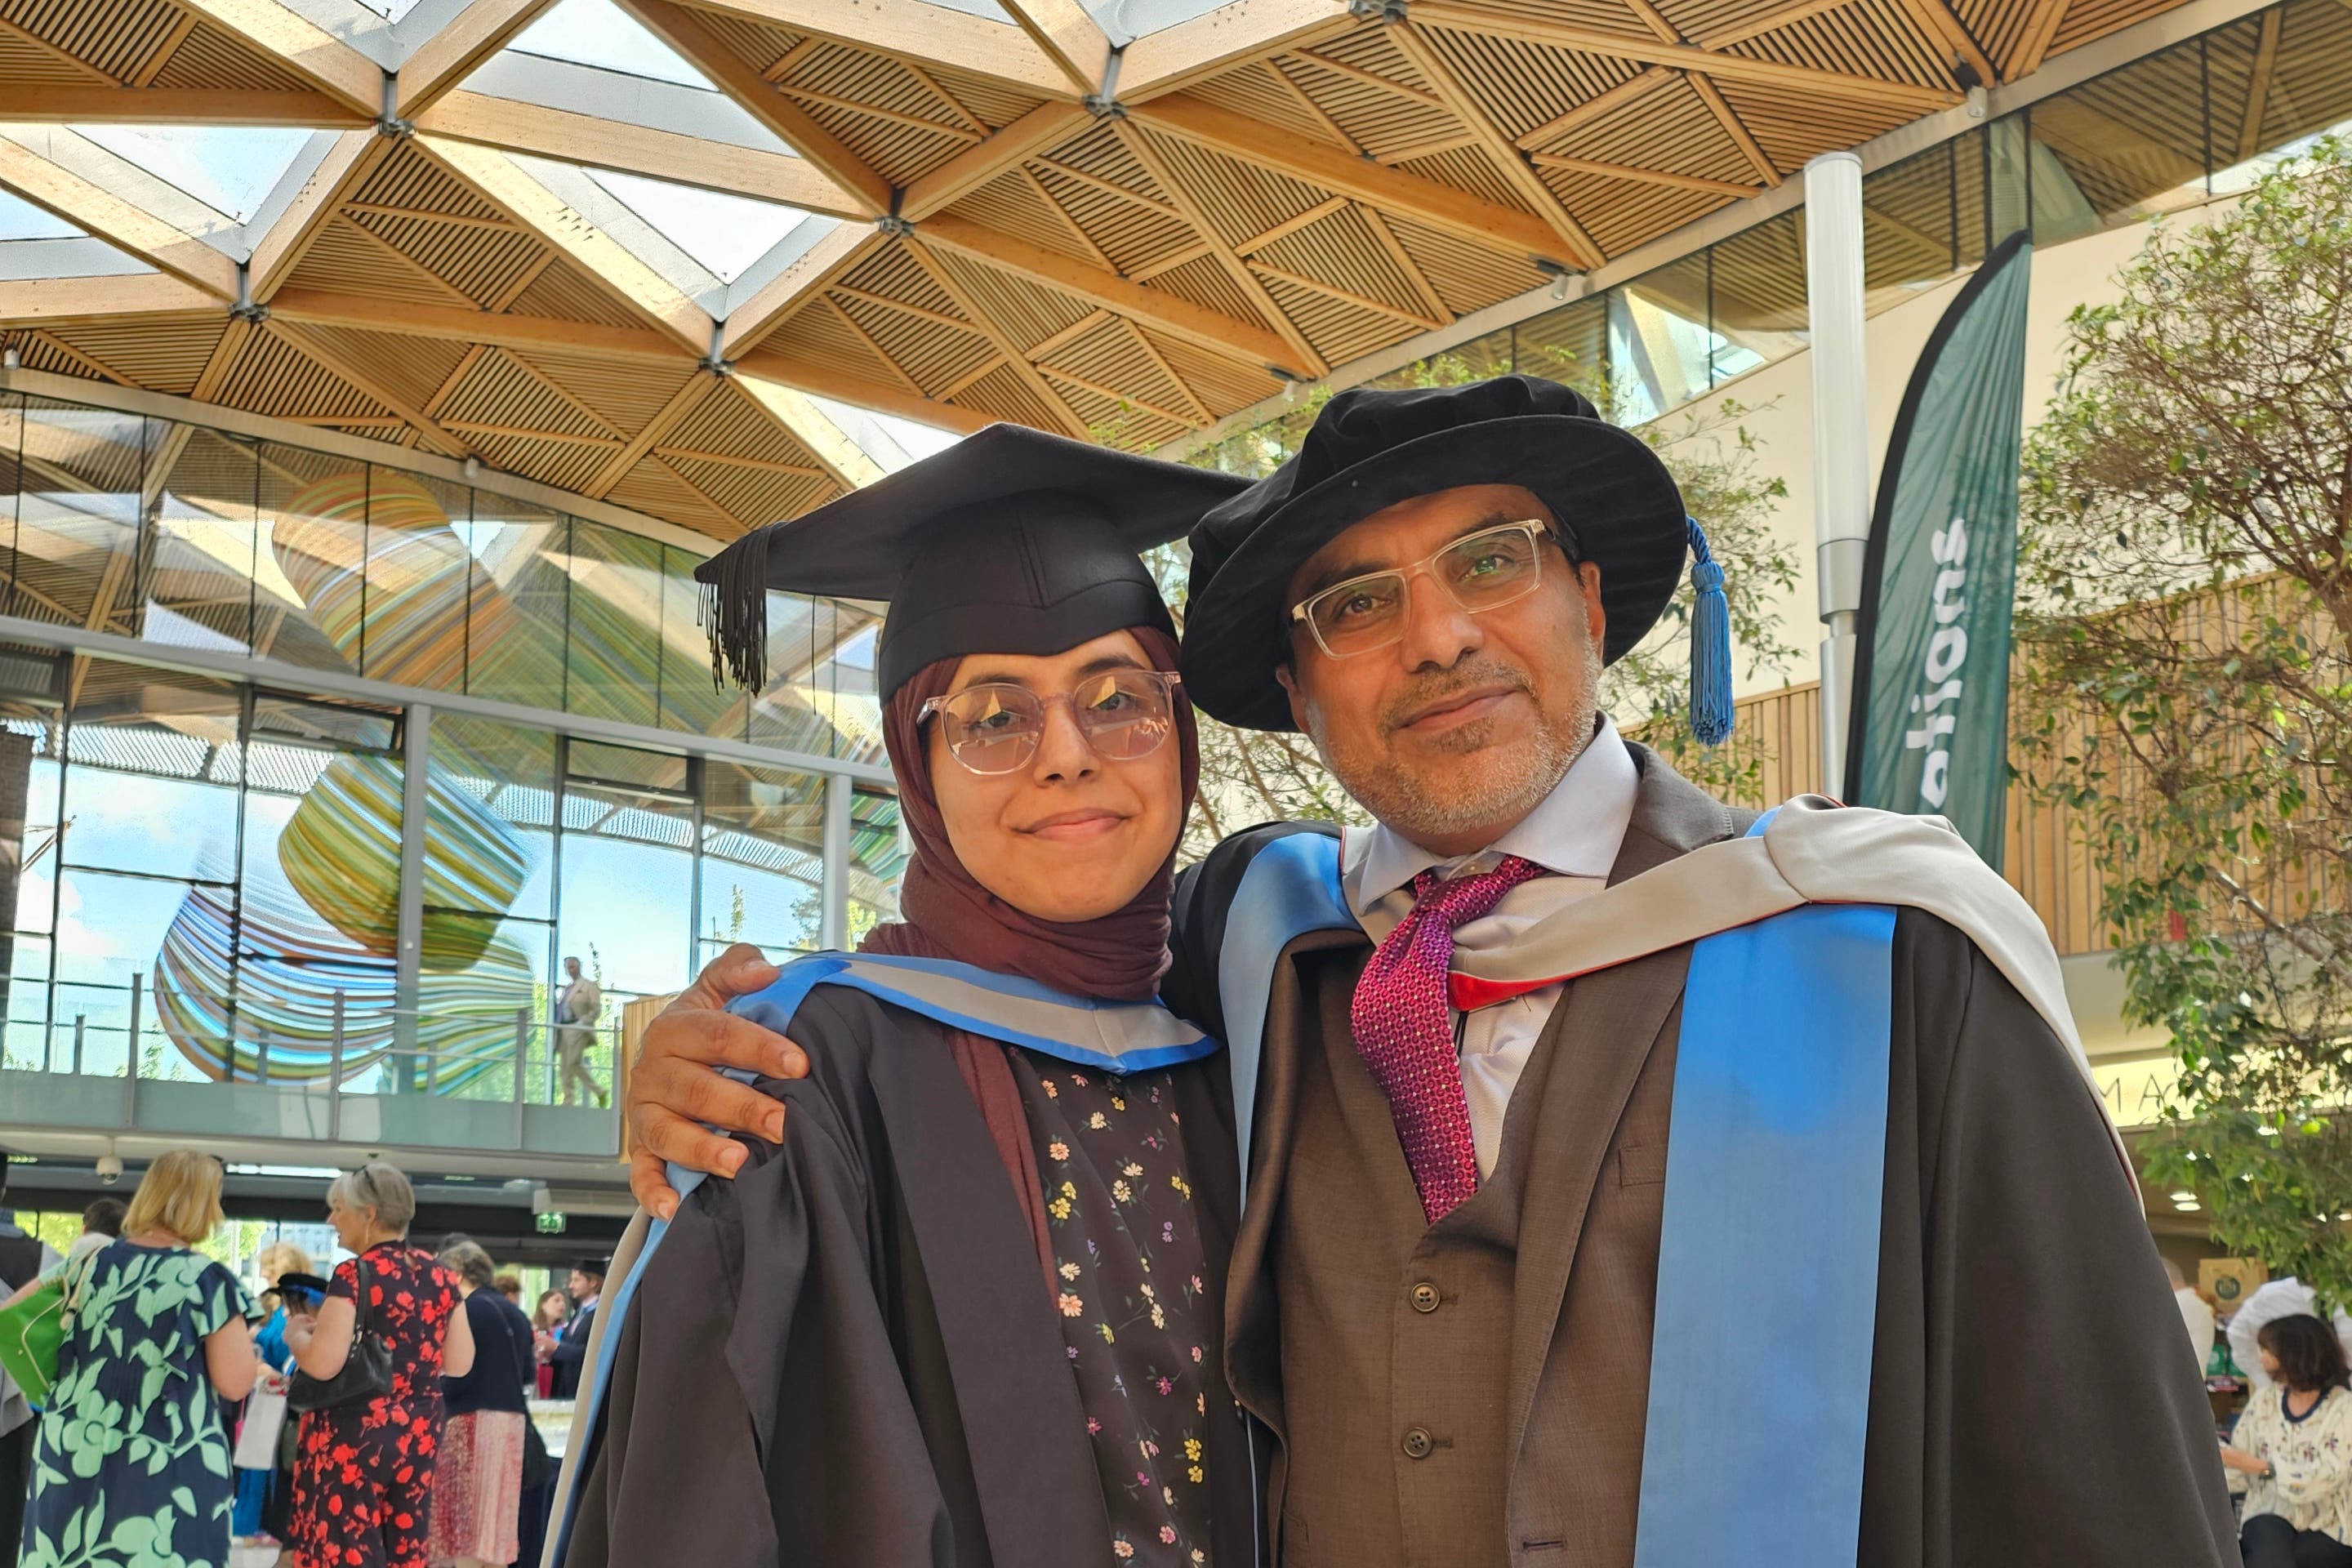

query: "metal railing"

left=0, top=968, right=637, bottom=1145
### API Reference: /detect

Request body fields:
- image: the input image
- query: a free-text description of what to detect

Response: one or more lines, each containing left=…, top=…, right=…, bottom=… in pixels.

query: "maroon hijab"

left=855, top=625, right=1199, bottom=1290
left=858, top=623, right=1199, bottom=1000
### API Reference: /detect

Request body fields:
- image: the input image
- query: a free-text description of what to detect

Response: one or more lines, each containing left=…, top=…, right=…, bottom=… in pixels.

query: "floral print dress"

left=21, top=1241, right=259, bottom=1568
left=1010, top=1054, right=1216, bottom=1567
left=285, top=1244, right=458, bottom=1568
left=2234, top=1383, right=2352, bottom=1542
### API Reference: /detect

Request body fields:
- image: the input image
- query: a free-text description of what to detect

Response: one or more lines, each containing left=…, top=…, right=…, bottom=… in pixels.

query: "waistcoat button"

left=1401, top=1426, right=1434, bottom=1459
left=1410, top=1281, right=1440, bottom=1313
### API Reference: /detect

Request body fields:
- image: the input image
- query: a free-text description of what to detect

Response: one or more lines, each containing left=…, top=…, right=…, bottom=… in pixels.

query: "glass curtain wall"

left=0, top=394, right=906, bottom=1102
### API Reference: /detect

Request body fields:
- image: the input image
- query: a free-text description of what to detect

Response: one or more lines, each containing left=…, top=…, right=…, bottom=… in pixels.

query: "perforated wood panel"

left=0, top=0, right=2205, bottom=537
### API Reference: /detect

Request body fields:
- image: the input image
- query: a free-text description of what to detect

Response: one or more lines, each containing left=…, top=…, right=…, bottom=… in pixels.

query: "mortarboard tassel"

left=1686, top=516, right=1733, bottom=747
left=699, top=532, right=772, bottom=693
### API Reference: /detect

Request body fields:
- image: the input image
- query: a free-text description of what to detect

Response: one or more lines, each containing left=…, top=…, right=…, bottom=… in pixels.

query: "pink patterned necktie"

left=1350, top=854, right=1547, bottom=1224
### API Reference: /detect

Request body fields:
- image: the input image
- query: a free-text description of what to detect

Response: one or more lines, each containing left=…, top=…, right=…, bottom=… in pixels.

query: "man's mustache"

left=1380, top=659, right=1535, bottom=733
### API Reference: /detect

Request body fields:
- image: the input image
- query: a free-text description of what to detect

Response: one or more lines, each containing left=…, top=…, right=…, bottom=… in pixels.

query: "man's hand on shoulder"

left=627, top=942, right=811, bottom=1220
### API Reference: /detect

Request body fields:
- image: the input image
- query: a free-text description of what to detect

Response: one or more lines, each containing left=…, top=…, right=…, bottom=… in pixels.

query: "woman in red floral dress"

left=284, top=1161, right=475, bottom=1568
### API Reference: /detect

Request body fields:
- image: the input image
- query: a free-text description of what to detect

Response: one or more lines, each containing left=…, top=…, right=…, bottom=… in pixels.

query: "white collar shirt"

left=1341, top=715, right=1640, bottom=1177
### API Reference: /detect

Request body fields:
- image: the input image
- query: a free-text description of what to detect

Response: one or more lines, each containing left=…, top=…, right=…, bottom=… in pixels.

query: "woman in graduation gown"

left=564, top=426, right=1260, bottom=1568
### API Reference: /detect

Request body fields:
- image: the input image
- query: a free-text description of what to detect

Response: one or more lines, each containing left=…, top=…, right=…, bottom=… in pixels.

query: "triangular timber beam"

left=617, top=0, right=893, bottom=216
left=0, top=87, right=365, bottom=123
left=246, top=130, right=384, bottom=302
left=421, top=134, right=716, bottom=353
left=919, top=212, right=1316, bottom=379
left=684, top=0, right=1078, bottom=100
left=719, top=222, right=878, bottom=359
left=394, top=0, right=562, bottom=117
left=0, top=130, right=239, bottom=299
left=263, top=288, right=996, bottom=433
left=1119, top=0, right=1358, bottom=99
left=1406, top=5, right=1962, bottom=112
left=412, top=91, right=869, bottom=216
left=1130, top=93, right=1581, bottom=269
left=901, top=102, right=1093, bottom=221
left=998, top=0, right=1114, bottom=95
left=169, top=0, right=385, bottom=118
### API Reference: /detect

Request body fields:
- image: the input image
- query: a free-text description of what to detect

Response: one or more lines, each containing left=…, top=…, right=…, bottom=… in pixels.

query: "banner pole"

left=1804, top=152, right=1871, bottom=795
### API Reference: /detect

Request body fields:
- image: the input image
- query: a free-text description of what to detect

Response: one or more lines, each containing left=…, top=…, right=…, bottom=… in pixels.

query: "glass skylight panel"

left=808, top=395, right=964, bottom=472
left=76, top=127, right=315, bottom=224
left=1086, top=0, right=1236, bottom=41
left=0, top=190, right=75, bottom=241
left=508, top=0, right=710, bottom=88
left=585, top=168, right=810, bottom=284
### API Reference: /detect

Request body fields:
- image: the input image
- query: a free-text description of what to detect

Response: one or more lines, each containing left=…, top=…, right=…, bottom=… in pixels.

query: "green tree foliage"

left=2016, top=136, right=2352, bottom=1295
left=1138, top=350, right=1796, bottom=858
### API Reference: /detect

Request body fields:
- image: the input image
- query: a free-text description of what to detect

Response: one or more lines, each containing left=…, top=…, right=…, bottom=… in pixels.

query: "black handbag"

left=287, top=1255, right=394, bottom=1413
left=519, top=1411, right=558, bottom=1491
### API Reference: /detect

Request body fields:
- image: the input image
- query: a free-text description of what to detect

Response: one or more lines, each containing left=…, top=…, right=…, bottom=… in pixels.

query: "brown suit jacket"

left=1165, top=743, right=2238, bottom=1568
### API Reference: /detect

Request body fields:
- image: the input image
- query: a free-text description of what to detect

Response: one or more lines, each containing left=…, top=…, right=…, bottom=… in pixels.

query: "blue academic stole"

left=1215, top=826, right=1896, bottom=1568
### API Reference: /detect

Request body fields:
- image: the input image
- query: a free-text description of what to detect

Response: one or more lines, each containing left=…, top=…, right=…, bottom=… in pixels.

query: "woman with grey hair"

left=429, top=1235, right=536, bottom=1568
left=283, top=1160, right=474, bottom=1568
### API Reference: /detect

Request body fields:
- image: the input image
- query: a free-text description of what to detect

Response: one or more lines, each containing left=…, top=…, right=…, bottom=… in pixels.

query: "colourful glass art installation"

left=276, top=752, right=528, bottom=968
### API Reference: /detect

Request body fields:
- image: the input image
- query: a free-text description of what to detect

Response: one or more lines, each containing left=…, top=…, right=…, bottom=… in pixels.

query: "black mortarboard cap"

left=697, top=424, right=1250, bottom=699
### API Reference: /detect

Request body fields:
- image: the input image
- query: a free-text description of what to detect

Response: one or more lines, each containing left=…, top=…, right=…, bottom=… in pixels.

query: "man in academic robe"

left=623, top=377, right=2238, bottom=1567
left=545, top=1259, right=604, bottom=1401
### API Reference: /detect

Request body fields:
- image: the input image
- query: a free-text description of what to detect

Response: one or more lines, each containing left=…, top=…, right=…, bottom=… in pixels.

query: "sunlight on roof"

left=77, top=126, right=314, bottom=224
left=0, top=189, right=77, bottom=241
left=808, top=395, right=965, bottom=473
left=509, top=0, right=710, bottom=90
left=583, top=168, right=813, bottom=283
left=1086, top=0, right=1238, bottom=37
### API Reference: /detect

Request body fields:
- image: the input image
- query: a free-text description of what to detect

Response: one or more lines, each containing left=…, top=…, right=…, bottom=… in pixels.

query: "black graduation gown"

left=568, top=985, right=1263, bottom=1568
left=1160, top=816, right=2238, bottom=1568
left=549, top=1299, right=595, bottom=1400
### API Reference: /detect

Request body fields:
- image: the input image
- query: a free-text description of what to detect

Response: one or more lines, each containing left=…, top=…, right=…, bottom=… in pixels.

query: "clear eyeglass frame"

left=1288, top=519, right=1562, bottom=660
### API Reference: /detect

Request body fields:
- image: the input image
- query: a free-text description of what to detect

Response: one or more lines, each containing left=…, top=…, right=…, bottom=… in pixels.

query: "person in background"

left=539, top=1261, right=602, bottom=1401
left=531, top=1290, right=569, bottom=1400
left=2223, top=1313, right=2352, bottom=1567
left=0, top=1152, right=64, bottom=1568
left=0, top=1156, right=63, bottom=1568
left=433, top=1236, right=534, bottom=1568
left=2170, top=1258, right=2219, bottom=1374
left=233, top=1240, right=314, bottom=1545
left=494, top=1271, right=524, bottom=1312
left=555, top=956, right=607, bottom=1108
left=21, top=1149, right=260, bottom=1568
left=50, top=1197, right=124, bottom=1282
left=284, top=1161, right=474, bottom=1568
left=2233, top=1277, right=2352, bottom=1391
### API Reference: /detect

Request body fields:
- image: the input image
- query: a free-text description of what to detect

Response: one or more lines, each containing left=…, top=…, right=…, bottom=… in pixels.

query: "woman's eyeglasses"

left=1289, top=519, right=1565, bottom=660
left=920, top=670, right=1183, bottom=776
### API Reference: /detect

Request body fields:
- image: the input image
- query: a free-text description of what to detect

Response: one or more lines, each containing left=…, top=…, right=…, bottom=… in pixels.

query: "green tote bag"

left=0, top=1251, right=91, bottom=1408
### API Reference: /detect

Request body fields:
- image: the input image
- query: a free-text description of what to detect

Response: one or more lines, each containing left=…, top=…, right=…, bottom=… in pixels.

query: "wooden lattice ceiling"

left=0, top=0, right=2195, bottom=541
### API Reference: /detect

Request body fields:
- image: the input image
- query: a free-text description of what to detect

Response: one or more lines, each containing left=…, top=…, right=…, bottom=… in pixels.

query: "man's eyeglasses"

left=1289, top=519, right=1566, bottom=660
left=920, top=670, right=1183, bottom=776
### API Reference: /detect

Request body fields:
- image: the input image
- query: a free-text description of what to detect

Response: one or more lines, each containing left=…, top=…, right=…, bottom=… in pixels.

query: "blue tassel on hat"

left=1686, top=517, right=1733, bottom=746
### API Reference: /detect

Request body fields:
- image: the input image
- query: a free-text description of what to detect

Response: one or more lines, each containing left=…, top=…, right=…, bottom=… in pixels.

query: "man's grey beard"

left=1300, top=634, right=1604, bottom=849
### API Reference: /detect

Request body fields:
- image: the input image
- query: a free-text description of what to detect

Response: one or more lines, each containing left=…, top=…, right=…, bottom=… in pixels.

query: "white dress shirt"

left=1342, top=716, right=1639, bottom=1177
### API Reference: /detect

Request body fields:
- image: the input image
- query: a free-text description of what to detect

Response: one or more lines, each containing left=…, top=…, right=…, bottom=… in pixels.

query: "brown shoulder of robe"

left=565, top=985, right=1263, bottom=1568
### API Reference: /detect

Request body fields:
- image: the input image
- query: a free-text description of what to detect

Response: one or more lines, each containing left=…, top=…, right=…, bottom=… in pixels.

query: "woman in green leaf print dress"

left=20, top=1149, right=259, bottom=1568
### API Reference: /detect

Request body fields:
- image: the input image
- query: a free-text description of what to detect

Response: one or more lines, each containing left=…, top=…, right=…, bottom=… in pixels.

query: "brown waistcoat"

left=1223, top=750, right=1748, bottom=1568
